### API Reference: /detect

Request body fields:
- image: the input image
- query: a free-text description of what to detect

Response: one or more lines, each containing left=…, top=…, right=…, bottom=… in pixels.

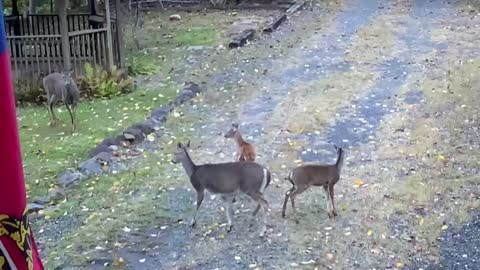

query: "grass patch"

left=39, top=102, right=199, bottom=269
left=270, top=70, right=379, bottom=134
left=19, top=85, right=177, bottom=198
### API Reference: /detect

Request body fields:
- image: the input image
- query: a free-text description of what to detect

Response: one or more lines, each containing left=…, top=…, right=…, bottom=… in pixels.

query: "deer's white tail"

left=260, top=168, right=271, bottom=193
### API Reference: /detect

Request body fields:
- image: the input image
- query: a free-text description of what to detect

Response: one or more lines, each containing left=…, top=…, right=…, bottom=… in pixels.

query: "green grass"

left=41, top=112, right=197, bottom=269
left=174, top=26, right=219, bottom=46
left=18, top=85, right=177, bottom=199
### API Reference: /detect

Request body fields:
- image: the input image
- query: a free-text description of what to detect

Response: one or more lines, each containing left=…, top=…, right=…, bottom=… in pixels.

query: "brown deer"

left=171, top=141, right=271, bottom=237
left=282, top=145, right=345, bottom=220
left=224, top=123, right=256, bottom=161
left=43, top=71, right=80, bottom=131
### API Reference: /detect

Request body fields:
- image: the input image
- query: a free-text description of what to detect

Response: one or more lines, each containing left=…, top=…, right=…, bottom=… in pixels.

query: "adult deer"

left=172, top=141, right=271, bottom=237
left=282, top=145, right=345, bottom=220
left=43, top=71, right=80, bottom=131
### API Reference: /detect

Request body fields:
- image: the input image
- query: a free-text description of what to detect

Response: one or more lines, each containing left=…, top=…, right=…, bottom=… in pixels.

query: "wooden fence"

left=4, top=13, right=120, bottom=81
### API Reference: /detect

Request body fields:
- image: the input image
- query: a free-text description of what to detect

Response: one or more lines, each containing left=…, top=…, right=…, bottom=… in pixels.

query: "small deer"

left=172, top=141, right=271, bottom=237
left=43, top=71, right=80, bottom=131
left=224, top=123, right=256, bottom=161
left=282, top=145, right=345, bottom=220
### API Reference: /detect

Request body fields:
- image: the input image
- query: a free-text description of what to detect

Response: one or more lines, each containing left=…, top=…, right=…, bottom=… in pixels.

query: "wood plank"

left=263, top=14, right=287, bottom=33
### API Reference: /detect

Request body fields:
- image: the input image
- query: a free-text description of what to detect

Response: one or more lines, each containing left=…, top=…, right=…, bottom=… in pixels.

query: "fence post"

left=104, top=0, right=114, bottom=70
left=115, top=0, right=124, bottom=68
left=57, top=0, right=71, bottom=71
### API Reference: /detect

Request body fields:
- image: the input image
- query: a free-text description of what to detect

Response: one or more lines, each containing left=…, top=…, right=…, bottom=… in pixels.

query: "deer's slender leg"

left=65, top=103, right=75, bottom=131
left=191, top=190, right=204, bottom=228
left=252, top=203, right=261, bottom=216
left=48, top=96, right=58, bottom=126
left=323, top=185, right=331, bottom=214
left=221, top=194, right=234, bottom=232
left=289, top=184, right=308, bottom=222
left=246, top=191, right=269, bottom=237
left=328, top=183, right=337, bottom=217
left=282, top=186, right=295, bottom=218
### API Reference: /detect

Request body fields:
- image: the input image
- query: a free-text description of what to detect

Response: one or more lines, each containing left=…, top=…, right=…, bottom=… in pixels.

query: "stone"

left=124, top=133, right=136, bottom=141
left=59, top=169, right=86, bottom=187
left=150, top=104, right=174, bottom=122
left=184, top=82, right=201, bottom=94
left=27, top=203, right=44, bottom=213
left=143, top=119, right=159, bottom=130
left=33, top=197, right=50, bottom=205
left=123, top=127, right=145, bottom=144
left=108, top=162, right=128, bottom=173
left=130, top=122, right=155, bottom=135
left=48, top=187, right=66, bottom=202
left=88, top=144, right=112, bottom=158
left=94, top=152, right=113, bottom=164
left=78, top=158, right=104, bottom=176
left=169, top=14, right=182, bottom=21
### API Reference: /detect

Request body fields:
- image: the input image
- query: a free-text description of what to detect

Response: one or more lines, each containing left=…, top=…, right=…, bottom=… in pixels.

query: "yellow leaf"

left=367, top=229, right=373, bottom=236
left=438, top=155, right=445, bottom=160
left=441, top=225, right=448, bottom=230
left=354, top=179, right=364, bottom=186
left=419, top=217, right=424, bottom=226
left=147, top=134, right=155, bottom=142
left=25, top=184, right=30, bottom=191
left=396, top=262, right=404, bottom=268
left=44, top=215, right=51, bottom=220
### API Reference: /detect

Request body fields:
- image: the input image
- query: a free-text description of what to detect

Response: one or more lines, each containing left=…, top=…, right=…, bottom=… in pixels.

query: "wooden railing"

left=5, top=12, right=121, bottom=79
left=69, top=28, right=109, bottom=74
left=7, top=35, right=63, bottom=79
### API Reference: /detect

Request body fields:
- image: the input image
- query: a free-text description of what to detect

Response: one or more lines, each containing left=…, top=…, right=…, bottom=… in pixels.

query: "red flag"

left=0, top=2, right=44, bottom=269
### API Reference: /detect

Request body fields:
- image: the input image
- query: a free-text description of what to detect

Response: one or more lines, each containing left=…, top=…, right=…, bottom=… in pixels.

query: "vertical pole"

left=0, top=3, right=44, bottom=270
left=57, top=0, right=71, bottom=71
left=114, top=0, right=124, bottom=68
left=104, top=0, right=114, bottom=70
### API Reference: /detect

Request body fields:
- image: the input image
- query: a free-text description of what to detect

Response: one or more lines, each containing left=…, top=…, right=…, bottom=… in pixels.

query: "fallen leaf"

left=367, top=229, right=373, bottom=236
left=354, top=179, right=364, bottom=187
left=147, top=134, right=155, bottom=142
left=441, top=225, right=448, bottom=230
left=438, top=155, right=445, bottom=160
left=419, top=217, right=424, bottom=226
left=396, top=262, right=404, bottom=268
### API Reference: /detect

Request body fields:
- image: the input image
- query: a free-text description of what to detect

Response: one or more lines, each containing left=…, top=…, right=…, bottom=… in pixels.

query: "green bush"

left=127, top=55, right=160, bottom=76
left=14, top=76, right=46, bottom=106
left=78, top=63, right=134, bottom=98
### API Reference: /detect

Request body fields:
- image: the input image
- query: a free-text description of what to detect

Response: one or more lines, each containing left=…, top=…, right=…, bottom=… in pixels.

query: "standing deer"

left=282, top=145, right=345, bottom=220
left=171, top=141, right=271, bottom=237
left=43, top=71, right=80, bottom=131
left=224, top=123, right=256, bottom=161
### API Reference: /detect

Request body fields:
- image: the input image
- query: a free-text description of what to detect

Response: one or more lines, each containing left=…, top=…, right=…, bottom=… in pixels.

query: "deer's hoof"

left=259, top=231, right=266, bottom=238
left=49, top=122, right=56, bottom=127
left=333, top=210, right=338, bottom=217
left=190, top=221, right=197, bottom=228
left=226, top=224, right=233, bottom=233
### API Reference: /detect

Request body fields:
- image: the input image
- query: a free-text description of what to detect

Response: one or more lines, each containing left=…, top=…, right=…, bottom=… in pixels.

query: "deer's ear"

left=232, top=123, right=238, bottom=128
left=186, top=140, right=191, bottom=148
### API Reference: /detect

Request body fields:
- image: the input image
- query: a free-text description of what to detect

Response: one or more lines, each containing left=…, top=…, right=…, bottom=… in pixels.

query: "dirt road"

left=35, top=0, right=480, bottom=269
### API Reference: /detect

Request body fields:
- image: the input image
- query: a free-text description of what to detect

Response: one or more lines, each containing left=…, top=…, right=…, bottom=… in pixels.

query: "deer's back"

left=240, top=142, right=256, bottom=161
left=43, top=73, right=66, bottom=98
left=193, top=162, right=265, bottom=193
left=292, top=164, right=339, bottom=186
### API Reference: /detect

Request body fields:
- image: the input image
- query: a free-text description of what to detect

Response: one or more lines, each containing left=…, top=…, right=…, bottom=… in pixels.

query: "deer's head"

left=224, top=123, right=239, bottom=139
left=172, top=140, right=191, bottom=164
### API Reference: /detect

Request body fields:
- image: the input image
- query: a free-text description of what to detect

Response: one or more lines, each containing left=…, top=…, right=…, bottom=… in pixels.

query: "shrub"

left=78, top=63, right=134, bottom=98
left=14, top=75, right=46, bottom=106
left=127, top=55, right=159, bottom=76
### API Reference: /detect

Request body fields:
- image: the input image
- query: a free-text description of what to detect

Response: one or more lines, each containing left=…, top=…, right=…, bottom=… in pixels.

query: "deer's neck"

left=181, top=149, right=197, bottom=178
left=234, top=132, right=246, bottom=147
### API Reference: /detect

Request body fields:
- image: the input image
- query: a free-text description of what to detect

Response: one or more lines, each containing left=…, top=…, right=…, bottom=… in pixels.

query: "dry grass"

left=269, top=71, right=379, bottom=134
